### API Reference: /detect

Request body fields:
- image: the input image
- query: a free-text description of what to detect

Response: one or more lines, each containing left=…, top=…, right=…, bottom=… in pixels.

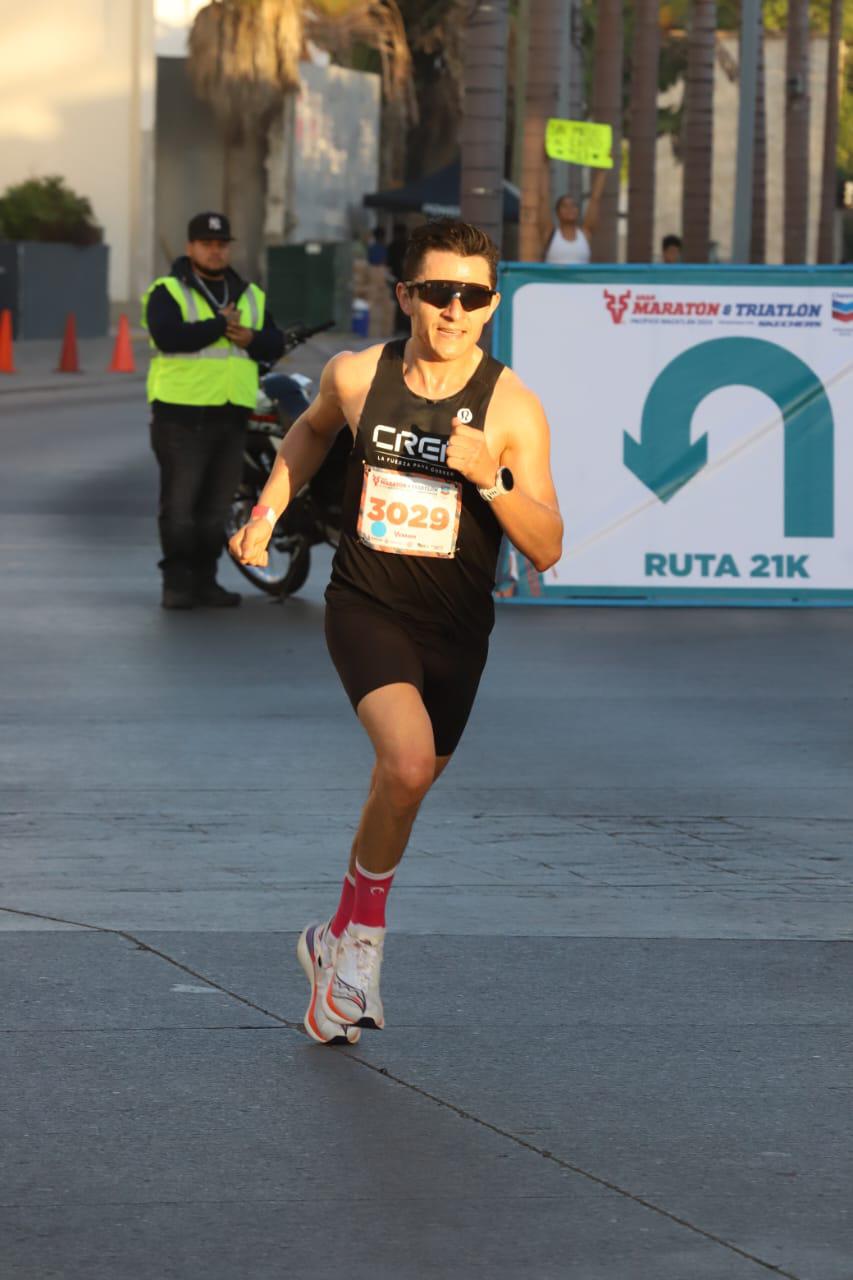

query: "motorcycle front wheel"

left=226, top=495, right=312, bottom=597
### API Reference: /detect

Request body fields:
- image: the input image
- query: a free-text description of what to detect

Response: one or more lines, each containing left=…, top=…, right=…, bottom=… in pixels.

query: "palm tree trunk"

left=784, top=0, right=811, bottom=263
left=589, top=0, right=624, bottom=262
left=519, top=0, right=564, bottom=261
left=627, top=0, right=660, bottom=262
left=564, top=0, right=585, bottom=206
left=681, top=0, right=716, bottom=262
left=817, top=0, right=842, bottom=263
left=750, top=18, right=767, bottom=264
left=224, top=129, right=269, bottom=283
left=460, top=0, right=510, bottom=250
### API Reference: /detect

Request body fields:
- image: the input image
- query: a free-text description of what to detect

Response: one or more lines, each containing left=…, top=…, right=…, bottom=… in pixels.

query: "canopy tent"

left=363, top=160, right=520, bottom=223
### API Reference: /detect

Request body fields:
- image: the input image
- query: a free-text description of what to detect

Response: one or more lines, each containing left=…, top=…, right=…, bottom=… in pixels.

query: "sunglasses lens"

left=458, top=286, right=493, bottom=311
left=415, top=281, right=493, bottom=311
left=418, top=282, right=454, bottom=308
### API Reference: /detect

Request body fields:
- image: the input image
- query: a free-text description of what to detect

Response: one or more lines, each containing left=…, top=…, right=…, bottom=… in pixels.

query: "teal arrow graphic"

left=623, top=336, right=834, bottom=537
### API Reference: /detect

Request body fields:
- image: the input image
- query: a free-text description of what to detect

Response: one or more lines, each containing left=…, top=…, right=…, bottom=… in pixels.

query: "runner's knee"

left=377, top=750, right=435, bottom=812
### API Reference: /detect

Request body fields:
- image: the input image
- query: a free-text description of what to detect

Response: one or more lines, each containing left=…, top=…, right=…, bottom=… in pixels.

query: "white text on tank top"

left=545, top=228, right=590, bottom=265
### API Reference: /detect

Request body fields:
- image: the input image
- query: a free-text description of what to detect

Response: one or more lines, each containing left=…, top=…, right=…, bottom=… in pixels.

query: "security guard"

left=142, top=211, right=285, bottom=608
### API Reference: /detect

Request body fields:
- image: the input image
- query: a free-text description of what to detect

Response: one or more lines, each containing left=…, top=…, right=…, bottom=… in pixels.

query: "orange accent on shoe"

left=325, top=989, right=357, bottom=1024
left=306, top=990, right=323, bottom=1039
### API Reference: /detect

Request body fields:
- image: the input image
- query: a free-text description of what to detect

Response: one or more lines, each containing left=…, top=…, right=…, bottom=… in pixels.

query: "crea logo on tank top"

left=372, top=423, right=449, bottom=469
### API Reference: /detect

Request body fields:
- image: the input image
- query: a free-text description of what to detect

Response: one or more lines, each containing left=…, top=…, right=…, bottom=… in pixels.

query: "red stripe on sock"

left=351, top=862, right=395, bottom=929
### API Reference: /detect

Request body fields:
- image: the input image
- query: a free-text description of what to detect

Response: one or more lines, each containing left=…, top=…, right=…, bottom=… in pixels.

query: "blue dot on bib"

left=371, top=521, right=387, bottom=538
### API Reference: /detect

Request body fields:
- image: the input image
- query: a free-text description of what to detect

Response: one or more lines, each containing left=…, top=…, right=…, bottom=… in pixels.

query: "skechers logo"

left=373, top=424, right=448, bottom=464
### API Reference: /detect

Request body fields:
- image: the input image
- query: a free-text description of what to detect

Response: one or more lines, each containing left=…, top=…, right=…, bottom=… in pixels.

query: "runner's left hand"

left=446, top=418, right=497, bottom=490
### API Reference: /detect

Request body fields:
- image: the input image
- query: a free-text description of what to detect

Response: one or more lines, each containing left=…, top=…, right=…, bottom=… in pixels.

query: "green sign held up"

left=545, top=119, right=613, bottom=169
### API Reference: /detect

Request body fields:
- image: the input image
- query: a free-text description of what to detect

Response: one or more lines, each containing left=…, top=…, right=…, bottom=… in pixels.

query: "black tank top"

left=327, top=340, right=505, bottom=639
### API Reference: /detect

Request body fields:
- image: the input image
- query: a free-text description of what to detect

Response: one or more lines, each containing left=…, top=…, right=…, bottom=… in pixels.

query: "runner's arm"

left=491, top=393, right=563, bottom=572
left=256, top=354, right=350, bottom=517
left=446, top=383, right=563, bottom=573
left=228, top=356, right=352, bottom=566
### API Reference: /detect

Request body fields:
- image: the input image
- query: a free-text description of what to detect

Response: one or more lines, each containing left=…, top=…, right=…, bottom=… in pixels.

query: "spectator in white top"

left=543, top=171, right=607, bottom=265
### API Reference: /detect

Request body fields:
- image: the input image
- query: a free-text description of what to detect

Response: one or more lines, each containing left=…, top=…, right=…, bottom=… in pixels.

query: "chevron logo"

left=831, top=294, right=853, bottom=323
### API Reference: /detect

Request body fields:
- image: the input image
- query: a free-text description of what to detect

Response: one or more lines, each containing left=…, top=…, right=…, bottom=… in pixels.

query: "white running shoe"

left=323, top=923, right=385, bottom=1029
left=297, top=922, right=361, bottom=1045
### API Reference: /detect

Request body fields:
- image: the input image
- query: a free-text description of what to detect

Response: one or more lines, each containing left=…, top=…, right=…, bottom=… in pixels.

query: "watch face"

left=499, top=467, right=514, bottom=492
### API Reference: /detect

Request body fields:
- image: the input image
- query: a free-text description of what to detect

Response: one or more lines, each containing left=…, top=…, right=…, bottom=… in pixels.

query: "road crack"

left=0, top=903, right=802, bottom=1278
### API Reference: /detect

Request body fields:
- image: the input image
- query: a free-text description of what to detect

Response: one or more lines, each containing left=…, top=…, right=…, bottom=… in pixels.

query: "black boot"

left=193, top=581, right=241, bottom=608
left=162, top=584, right=195, bottom=610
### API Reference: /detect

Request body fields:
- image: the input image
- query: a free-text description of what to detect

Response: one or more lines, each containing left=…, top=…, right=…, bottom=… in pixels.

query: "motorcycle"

left=226, top=321, right=352, bottom=597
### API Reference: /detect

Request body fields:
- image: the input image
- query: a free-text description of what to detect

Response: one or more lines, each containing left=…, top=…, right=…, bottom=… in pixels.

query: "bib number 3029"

left=357, top=465, right=462, bottom=558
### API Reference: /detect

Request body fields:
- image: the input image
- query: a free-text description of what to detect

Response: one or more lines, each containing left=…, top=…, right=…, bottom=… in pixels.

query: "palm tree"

left=589, top=0, right=623, bottom=262
left=400, top=0, right=466, bottom=180
left=817, top=0, right=842, bottom=262
left=681, top=0, right=716, bottom=262
left=188, top=0, right=414, bottom=279
left=627, top=0, right=660, bottom=262
left=459, top=0, right=510, bottom=251
left=750, top=16, right=767, bottom=264
left=519, top=0, right=564, bottom=261
left=784, top=0, right=810, bottom=263
left=308, top=0, right=417, bottom=188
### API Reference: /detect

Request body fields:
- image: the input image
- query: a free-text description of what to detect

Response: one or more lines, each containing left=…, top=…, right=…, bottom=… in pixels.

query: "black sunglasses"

left=406, top=279, right=496, bottom=312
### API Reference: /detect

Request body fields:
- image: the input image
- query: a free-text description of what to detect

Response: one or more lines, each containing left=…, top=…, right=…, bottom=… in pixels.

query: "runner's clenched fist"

left=229, top=517, right=271, bottom=567
left=446, top=417, right=498, bottom=490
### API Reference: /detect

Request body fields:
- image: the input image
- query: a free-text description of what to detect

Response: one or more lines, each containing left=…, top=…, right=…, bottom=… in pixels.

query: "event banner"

left=493, top=265, right=853, bottom=605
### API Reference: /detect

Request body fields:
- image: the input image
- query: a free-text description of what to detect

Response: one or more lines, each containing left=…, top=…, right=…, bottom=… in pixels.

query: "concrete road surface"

left=1, top=358, right=851, bottom=1279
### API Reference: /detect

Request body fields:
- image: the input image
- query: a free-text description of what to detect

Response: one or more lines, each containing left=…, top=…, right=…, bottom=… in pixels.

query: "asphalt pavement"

left=1, top=348, right=851, bottom=1279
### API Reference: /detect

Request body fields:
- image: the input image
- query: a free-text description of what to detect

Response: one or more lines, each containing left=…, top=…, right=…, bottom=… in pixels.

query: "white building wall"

left=0, top=0, right=155, bottom=305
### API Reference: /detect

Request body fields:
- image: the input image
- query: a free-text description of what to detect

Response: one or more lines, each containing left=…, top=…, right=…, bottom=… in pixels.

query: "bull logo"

left=604, top=288, right=632, bottom=325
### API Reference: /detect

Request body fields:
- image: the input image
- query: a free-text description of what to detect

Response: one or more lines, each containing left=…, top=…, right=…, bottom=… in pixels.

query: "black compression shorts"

left=324, top=592, right=488, bottom=757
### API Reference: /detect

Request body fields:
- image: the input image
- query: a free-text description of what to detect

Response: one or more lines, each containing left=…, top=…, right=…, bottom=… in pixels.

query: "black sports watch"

left=478, top=466, right=514, bottom=503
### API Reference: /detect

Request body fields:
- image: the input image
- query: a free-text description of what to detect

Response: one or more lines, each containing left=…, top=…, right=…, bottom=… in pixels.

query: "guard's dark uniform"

left=144, top=256, right=284, bottom=598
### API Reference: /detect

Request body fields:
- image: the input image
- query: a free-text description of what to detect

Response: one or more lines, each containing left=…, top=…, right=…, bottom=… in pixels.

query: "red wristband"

left=251, top=504, right=276, bottom=527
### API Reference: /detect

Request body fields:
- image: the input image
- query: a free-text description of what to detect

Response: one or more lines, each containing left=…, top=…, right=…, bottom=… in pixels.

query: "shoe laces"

left=351, top=933, right=382, bottom=984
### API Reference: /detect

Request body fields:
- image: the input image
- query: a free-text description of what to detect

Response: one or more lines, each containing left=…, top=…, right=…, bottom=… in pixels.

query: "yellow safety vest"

left=141, top=275, right=265, bottom=409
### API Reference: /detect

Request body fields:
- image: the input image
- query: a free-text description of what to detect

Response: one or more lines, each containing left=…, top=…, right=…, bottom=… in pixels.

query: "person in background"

left=662, top=234, right=683, bottom=263
left=367, top=226, right=388, bottom=266
left=142, top=212, right=285, bottom=610
left=543, top=170, right=607, bottom=265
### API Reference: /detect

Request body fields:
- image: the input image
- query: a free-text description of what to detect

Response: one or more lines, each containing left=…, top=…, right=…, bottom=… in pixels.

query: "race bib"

left=357, top=465, right=462, bottom=558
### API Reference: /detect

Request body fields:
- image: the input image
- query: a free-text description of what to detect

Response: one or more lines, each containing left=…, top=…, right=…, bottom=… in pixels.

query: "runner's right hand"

left=229, top=518, right=271, bottom=567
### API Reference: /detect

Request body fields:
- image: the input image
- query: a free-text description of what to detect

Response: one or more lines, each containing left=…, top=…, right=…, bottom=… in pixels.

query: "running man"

left=229, top=219, right=563, bottom=1044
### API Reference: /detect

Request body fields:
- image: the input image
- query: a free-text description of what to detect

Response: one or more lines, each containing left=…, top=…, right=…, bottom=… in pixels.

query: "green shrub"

left=0, top=176, right=102, bottom=246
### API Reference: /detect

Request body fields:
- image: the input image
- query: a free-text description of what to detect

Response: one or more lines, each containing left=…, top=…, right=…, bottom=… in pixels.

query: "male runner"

left=229, top=219, right=563, bottom=1044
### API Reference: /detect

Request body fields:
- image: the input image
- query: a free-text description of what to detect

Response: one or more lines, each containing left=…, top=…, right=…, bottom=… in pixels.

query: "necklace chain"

left=192, top=271, right=229, bottom=311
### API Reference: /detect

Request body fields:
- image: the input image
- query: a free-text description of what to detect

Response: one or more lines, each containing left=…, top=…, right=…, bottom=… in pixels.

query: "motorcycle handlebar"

left=282, top=320, right=335, bottom=347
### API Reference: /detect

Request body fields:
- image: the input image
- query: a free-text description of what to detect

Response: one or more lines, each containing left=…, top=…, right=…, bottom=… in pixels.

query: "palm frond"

left=188, top=0, right=304, bottom=139
left=305, top=0, right=418, bottom=120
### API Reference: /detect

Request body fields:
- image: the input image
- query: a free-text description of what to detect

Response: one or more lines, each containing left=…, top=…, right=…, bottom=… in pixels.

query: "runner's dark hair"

left=402, top=219, right=500, bottom=289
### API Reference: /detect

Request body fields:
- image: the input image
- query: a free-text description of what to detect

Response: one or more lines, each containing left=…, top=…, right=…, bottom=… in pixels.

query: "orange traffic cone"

left=109, top=314, right=135, bottom=373
left=0, top=308, right=16, bottom=374
left=57, top=312, right=80, bottom=373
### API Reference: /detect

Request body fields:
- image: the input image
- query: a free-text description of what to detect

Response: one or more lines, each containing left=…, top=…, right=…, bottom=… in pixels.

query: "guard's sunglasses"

left=406, top=279, right=496, bottom=312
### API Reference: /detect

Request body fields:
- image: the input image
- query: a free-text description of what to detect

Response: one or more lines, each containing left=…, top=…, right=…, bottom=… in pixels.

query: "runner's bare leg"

left=347, top=683, right=452, bottom=876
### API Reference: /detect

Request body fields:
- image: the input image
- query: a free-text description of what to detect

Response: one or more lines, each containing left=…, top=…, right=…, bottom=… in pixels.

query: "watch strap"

left=478, top=468, right=509, bottom=503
